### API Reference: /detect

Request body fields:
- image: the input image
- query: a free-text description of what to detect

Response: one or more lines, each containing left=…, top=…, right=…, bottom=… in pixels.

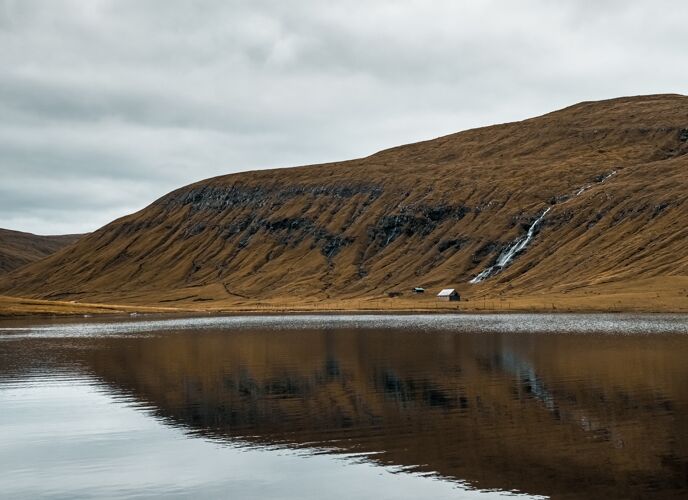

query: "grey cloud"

left=1, top=0, right=687, bottom=234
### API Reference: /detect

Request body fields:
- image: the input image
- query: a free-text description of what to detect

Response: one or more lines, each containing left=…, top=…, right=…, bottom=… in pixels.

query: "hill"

left=0, top=228, right=82, bottom=274
left=1, top=94, right=687, bottom=312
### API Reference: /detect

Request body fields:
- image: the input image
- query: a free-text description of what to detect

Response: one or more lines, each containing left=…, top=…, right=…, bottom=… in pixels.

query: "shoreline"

left=2, top=294, right=687, bottom=320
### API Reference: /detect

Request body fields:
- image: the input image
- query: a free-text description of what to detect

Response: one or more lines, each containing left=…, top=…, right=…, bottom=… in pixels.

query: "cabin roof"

left=437, top=288, right=457, bottom=297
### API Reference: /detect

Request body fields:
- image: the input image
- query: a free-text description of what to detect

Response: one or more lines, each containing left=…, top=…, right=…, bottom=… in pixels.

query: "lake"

left=1, top=314, right=687, bottom=499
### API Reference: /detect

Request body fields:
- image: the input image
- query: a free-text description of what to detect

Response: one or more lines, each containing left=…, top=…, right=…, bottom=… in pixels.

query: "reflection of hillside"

left=78, top=329, right=688, bottom=498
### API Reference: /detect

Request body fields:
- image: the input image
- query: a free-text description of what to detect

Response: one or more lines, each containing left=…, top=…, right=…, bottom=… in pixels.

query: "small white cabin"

left=437, top=288, right=460, bottom=301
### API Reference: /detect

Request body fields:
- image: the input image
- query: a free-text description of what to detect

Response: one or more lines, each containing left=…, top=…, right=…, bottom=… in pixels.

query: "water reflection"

left=1, top=315, right=688, bottom=499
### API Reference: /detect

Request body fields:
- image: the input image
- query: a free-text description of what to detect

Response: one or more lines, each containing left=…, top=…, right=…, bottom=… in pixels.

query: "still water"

left=1, top=314, right=687, bottom=499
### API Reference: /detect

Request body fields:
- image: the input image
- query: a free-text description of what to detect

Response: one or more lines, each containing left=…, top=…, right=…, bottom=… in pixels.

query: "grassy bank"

left=0, top=295, right=197, bottom=318
left=2, top=287, right=687, bottom=319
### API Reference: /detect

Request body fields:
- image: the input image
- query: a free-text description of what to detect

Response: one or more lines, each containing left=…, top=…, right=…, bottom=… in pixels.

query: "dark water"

left=1, top=314, right=687, bottom=499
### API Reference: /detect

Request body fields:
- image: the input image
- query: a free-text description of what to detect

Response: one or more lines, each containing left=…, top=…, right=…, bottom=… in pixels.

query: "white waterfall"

left=469, top=208, right=551, bottom=283
left=571, top=170, right=616, bottom=199
left=469, top=170, right=618, bottom=284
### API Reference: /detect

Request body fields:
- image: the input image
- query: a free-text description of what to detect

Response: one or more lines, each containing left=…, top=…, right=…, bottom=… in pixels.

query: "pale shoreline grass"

left=2, top=289, right=687, bottom=319
left=0, top=295, right=197, bottom=318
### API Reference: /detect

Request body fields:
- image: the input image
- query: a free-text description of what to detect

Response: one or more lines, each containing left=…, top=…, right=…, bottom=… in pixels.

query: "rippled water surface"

left=1, top=314, right=687, bottom=499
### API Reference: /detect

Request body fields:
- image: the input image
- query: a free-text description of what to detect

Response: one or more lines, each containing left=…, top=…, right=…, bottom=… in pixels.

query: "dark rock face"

left=220, top=216, right=354, bottom=259
left=158, top=183, right=383, bottom=263
left=591, top=171, right=617, bottom=187
left=173, top=196, right=477, bottom=278
left=184, top=222, right=207, bottom=238
left=652, top=203, right=669, bottom=218
left=167, top=184, right=383, bottom=211
left=368, top=205, right=470, bottom=248
left=222, top=217, right=254, bottom=238
left=547, top=209, right=575, bottom=228
left=437, top=238, right=470, bottom=253
left=261, top=217, right=353, bottom=259
left=679, top=129, right=688, bottom=142
left=587, top=211, right=606, bottom=229
left=609, top=201, right=675, bottom=226
left=549, top=195, right=570, bottom=205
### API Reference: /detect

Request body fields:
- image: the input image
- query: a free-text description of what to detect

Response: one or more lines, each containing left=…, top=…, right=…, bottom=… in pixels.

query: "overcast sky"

left=1, top=0, right=687, bottom=235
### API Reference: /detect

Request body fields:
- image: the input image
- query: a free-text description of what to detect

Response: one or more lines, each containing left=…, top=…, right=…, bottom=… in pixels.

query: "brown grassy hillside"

left=2, top=94, right=688, bottom=311
left=0, top=228, right=82, bottom=273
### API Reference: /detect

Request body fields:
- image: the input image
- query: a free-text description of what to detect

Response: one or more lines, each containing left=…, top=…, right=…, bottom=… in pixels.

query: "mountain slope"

left=0, top=228, right=83, bottom=273
left=1, top=94, right=687, bottom=309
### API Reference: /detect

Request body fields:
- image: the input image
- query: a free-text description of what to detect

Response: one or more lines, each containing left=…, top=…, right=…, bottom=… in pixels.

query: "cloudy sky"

left=1, top=0, right=687, bottom=235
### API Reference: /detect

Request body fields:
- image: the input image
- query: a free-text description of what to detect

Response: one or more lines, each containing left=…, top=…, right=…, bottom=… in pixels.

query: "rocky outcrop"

left=368, top=205, right=470, bottom=249
left=167, top=183, right=383, bottom=212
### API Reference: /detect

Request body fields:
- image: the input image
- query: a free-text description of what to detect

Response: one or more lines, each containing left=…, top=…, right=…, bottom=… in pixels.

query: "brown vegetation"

left=1, top=94, right=688, bottom=315
left=0, top=228, right=82, bottom=273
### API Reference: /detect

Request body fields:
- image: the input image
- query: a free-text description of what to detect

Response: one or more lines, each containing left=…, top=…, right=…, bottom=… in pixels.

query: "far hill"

left=1, top=94, right=687, bottom=312
left=0, top=228, right=83, bottom=274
